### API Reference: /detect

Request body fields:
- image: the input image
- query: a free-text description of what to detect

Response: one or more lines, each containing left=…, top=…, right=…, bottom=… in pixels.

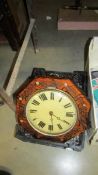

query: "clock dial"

left=26, top=89, right=78, bottom=136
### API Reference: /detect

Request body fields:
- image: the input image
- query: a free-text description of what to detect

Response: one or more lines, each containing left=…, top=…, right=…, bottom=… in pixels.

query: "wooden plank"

left=0, top=87, right=15, bottom=112
left=58, top=9, right=98, bottom=30
left=58, top=9, right=98, bottom=21
left=6, top=18, right=35, bottom=96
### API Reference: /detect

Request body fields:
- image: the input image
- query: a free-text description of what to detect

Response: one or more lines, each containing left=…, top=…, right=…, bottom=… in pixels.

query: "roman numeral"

left=30, top=109, right=37, bottom=113
left=32, top=100, right=40, bottom=106
left=66, top=112, right=74, bottom=117
left=39, top=93, right=47, bottom=101
left=57, top=124, right=63, bottom=129
left=59, top=97, right=62, bottom=102
left=50, top=92, right=54, bottom=100
left=38, top=121, right=46, bottom=128
left=64, top=103, right=71, bottom=108
left=48, top=125, right=53, bottom=131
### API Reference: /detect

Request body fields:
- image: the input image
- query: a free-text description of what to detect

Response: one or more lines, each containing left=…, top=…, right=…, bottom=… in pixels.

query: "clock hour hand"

left=49, top=111, right=54, bottom=125
left=49, top=111, right=70, bottom=125
left=50, top=115, right=53, bottom=125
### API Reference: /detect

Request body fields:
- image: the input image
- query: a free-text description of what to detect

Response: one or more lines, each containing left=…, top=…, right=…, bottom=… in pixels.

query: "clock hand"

left=53, top=114, right=70, bottom=125
left=50, top=115, right=53, bottom=126
left=60, top=119, right=70, bottom=125
left=49, top=111, right=70, bottom=125
left=49, top=111, right=53, bottom=125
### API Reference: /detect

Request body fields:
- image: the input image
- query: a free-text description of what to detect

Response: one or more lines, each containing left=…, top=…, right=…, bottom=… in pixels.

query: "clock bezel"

left=15, top=76, right=90, bottom=142
left=25, top=88, right=79, bottom=137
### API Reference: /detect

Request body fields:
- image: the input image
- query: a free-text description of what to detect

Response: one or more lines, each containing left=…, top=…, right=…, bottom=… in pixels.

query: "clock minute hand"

left=61, top=119, right=70, bottom=125
left=55, top=116, right=70, bottom=125
left=51, top=112, right=70, bottom=125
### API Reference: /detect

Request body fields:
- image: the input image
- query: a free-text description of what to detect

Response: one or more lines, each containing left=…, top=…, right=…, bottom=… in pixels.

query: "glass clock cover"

left=26, top=89, right=78, bottom=136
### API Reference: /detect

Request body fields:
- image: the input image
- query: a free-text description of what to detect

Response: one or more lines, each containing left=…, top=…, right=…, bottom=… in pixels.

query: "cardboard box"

left=87, top=37, right=98, bottom=145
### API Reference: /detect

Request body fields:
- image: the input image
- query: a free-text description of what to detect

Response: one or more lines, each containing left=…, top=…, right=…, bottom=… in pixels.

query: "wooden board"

left=58, top=9, right=98, bottom=30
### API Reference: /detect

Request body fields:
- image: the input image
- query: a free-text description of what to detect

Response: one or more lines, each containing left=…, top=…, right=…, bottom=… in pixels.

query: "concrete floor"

left=0, top=0, right=98, bottom=174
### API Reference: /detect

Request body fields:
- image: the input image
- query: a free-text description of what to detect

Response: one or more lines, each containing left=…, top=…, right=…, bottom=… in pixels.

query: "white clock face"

left=26, top=89, right=78, bottom=136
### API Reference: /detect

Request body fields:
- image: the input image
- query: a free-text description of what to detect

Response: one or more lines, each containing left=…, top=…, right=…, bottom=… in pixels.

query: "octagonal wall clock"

left=15, top=68, right=90, bottom=143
